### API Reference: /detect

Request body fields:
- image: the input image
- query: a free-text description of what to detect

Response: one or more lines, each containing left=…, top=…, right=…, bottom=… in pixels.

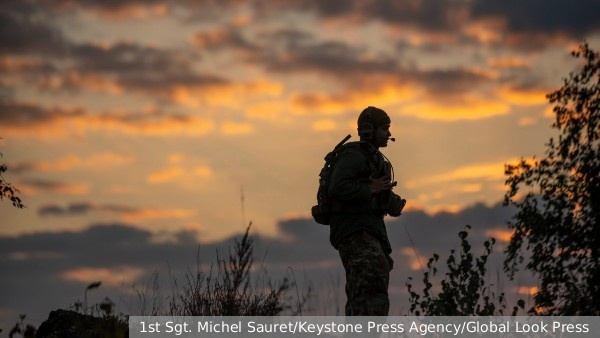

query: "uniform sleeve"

left=381, top=229, right=392, bottom=254
left=328, top=150, right=371, bottom=203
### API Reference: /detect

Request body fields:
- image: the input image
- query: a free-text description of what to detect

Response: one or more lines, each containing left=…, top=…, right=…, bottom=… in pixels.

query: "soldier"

left=328, top=106, right=405, bottom=316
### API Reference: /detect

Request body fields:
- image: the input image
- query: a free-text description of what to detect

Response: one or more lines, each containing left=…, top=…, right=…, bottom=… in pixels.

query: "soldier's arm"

left=328, top=151, right=371, bottom=203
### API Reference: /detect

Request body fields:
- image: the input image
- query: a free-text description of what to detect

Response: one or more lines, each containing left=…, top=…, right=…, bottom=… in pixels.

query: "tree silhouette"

left=0, top=141, right=25, bottom=209
left=504, top=42, right=599, bottom=315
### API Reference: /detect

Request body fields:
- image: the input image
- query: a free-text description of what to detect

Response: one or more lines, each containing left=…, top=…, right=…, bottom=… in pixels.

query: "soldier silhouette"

left=328, top=106, right=405, bottom=316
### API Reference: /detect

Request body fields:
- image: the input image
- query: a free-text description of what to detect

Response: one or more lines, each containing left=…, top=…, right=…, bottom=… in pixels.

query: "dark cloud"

left=1, top=1, right=226, bottom=98
left=470, top=0, right=600, bottom=40
left=0, top=102, right=83, bottom=127
left=39, top=202, right=100, bottom=216
left=67, top=42, right=226, bottom=93
left=267, top=40, right=398, bottom=78
left=0, top=100, right=214, bottom=137
left=17, top=179, right=89, bottom=195
left=0, top=201, right=536, bottom=328
left=192, top=26, right=260, bottom=52
left=406, top=67, right=494, bottom=97
left=257, top=0, right=599, bottom=51
left=0, top=0, right=67, bottom=56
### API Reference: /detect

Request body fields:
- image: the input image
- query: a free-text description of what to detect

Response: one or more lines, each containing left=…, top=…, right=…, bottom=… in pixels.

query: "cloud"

left=191, top=26, right=259, bottom=52
left=61, top=41, right=226, bottom=97
left=8, top=152, right=135, bottom=174
left=469, top=0, right=600, bottom=49
left=0, top=102, right=85, bottom=137
left=174, top=79, right=284, bottom=109
left=38, top=202, right=198, bottom=222
left=18, top=179, right=90, bottom=195
left=61, top=265, right=145, bottom=286
left=400, top=96, right=510, bottom=121
left=497, top=85, right=549, bottom=106
left=0, top=102, right=215, bottom=138
left=0, top=0, right=67, bottom=57
left=406, top=160, right=511, bottom=189
left=146, top=167, right=185, bottom=184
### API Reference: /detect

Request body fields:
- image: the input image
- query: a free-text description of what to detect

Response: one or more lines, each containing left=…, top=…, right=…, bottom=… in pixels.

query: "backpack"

left=311, top=134, right=354, bottom=225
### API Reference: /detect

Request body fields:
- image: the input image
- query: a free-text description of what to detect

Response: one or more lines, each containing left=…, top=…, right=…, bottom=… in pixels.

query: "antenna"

left=240, top=186, right=247, bottom=226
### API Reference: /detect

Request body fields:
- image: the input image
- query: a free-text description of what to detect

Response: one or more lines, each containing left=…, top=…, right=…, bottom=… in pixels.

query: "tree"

left=504, top=41, right=599, bottom=315
left=0, top=142, right=25, bottom=209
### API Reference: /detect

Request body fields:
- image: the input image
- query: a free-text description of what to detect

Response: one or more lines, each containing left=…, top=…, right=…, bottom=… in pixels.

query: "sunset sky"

left=1, top=0, right=600, bottom=328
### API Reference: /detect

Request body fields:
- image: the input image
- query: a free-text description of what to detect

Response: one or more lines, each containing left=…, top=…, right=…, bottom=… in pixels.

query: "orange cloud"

left=173, top=80, right=283, bottom=109
left=121, top=208, right=197, bottom=222
left=147, top=162, right=214, bottom=184
left=147, top=167, right=185, bottom=183
left=407, top=160, right=510, bottom=188
left=462, top=18, right=506, bottom=44
left=515, top=286, right=539, bottom=296
left=61, top=266, right=145, bottom=286
left=55, top=2, right=170, bottom=20
left=485, top=229, right=513, bottom=243
left=401, top=96, right=509, bottom=121
left=400, top=247, right=428, bottom=271
left=497, top=86, right=548, bottom=106
left=291, top=84, right=418, bottom=116
left=0, top=56, right=46, bottom=72
left=193, top=165, right=213, bottom=178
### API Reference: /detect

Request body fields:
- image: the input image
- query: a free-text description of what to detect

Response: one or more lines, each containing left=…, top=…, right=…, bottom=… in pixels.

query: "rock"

left=35, top=309, right=127, bottom=338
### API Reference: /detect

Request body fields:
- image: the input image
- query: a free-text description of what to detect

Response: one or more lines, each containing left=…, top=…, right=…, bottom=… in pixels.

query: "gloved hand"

left=384, top=193, right=406, bottom=217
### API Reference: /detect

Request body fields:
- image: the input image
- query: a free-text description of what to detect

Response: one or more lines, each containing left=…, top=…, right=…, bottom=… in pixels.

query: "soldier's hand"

left=385, top=193, right=406, bottom=217
left=370, top=176, right=395, bottom=194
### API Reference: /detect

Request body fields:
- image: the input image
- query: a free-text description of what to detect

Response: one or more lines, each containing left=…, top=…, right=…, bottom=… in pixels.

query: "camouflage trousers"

left=338, top=230, right=390, bottom=316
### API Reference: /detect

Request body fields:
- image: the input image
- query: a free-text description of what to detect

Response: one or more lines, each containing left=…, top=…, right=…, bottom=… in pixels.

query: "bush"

left=406, top=225, right=524, bottom=316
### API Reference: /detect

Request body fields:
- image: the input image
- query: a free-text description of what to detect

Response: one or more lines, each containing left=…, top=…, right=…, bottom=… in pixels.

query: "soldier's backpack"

left=311, top=134, right=353, bottom=225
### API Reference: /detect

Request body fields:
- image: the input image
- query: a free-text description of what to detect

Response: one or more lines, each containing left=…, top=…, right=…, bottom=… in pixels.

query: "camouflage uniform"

left=337, top=230, right=390, bottom=316
left=328, top=141, right=401, bottom=316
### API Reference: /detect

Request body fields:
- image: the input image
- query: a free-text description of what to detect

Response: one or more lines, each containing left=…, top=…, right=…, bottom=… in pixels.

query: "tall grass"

left=129, top=223, right=305, bottom=317
left=168, top=224, right=295, bottom=316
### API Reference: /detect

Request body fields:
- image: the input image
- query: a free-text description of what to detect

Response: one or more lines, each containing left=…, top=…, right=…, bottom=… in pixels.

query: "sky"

left=1, top=0, right=600, bottom=329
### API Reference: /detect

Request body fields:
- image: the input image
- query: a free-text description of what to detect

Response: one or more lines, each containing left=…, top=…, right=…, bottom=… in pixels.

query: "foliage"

left=407, top=226, right=524, bottom=316
left=69, top=282, right=128, bottom=336
left=168, top=223, right=299, bottom=316
left=8, top=315, right=36, bottom=338
left=504, top=42, right=600, bottom=315
left=0, top=148, right=25, bottom=209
